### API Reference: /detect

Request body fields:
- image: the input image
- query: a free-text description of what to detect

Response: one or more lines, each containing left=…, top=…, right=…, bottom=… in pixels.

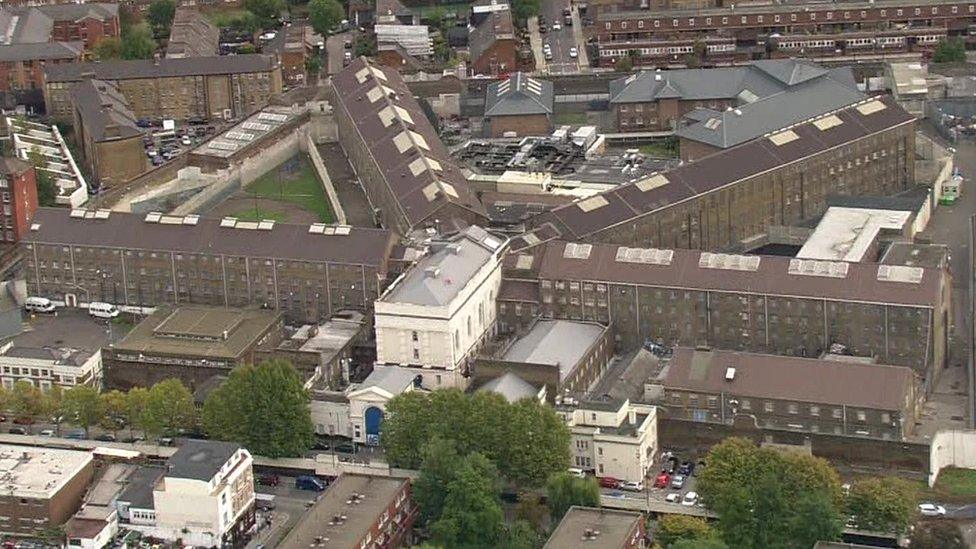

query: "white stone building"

left=0, top=341, right=102, bottom=390
left=557, top=398, right=658, bottom=483
left=375, top=226, right=507, bottom=389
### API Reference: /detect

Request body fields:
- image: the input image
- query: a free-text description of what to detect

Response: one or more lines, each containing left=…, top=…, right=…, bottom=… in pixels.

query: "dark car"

left=257, top=474, right=280, bottom=487
left=666, top=456, right=679, bottom=474
left=122, top=436, right=145, bottom=444
left=334, top=442, right=356, bottom=454
left=8, top=427, right=26, bottom=435
left=95, top=433, right=116, bottom=442
left=136, top=119, right=152, bottom=128
left=313, top=439, right=332, bottom=451
left=678, top=461, right=695, bottom=475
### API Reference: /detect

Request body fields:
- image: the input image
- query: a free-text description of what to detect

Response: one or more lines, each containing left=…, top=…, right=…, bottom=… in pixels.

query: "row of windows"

left=675, top=393, right=894, bottom=423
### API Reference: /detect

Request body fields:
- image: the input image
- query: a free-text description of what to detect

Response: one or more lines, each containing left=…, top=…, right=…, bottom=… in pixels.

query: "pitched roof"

left=167, top=440, right=241, bottom=481
left=502, top=319, right=607, bottom=380
left=166, top=8, right=219, bottom=58
left=0, top=40, right=81, bottom=62
left=485, top=72, right=554, bottom=117
left=469, top=0, right=514, bottom=64
left=357, top=366, right=418, bottom=396
left=534, top=96, right=915, bottom=240
left=665, top=347, right=914, bottom=410
left=33, top=3, right=118, bottom=23
left=69, top=79, right=143, bottom=142
left=45, top=54, right=277, bottom=82
left=0, top=7, right=52, bottom=44
left=330, top=57, right=487, bottom=231
left=676, top=67, right=864, bottom=149
left=477, top=372, right=539, bottom=402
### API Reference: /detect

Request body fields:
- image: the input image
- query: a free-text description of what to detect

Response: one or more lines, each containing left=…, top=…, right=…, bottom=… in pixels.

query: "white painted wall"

left=311, top=397, right=353, bottom=437
left=929, top=429, right=976, bottom=486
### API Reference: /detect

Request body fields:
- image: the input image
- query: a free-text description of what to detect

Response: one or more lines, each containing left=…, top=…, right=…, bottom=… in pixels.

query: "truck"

left=295, top=475, right=326, bottom=491
left=941, top=170, right=963, bottom=205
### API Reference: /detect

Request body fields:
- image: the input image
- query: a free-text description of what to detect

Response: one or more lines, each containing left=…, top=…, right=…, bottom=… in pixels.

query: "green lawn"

left=244, top=155, right=335, bottom=223
left=639, top=141, right=679, bottom=158
left=413, top=2, right=472, bottom=18
left=932, top=468, right=976, bottom=499
left=232, top=208, right=288, bottom=223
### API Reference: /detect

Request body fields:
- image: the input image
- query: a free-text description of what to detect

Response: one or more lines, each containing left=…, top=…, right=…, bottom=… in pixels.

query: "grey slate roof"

left=45, top=54, right=277, bottom=82
left=609, top=59, right=832, bottom=105
left=360, top=366, right=419, bottom=395
left=34, top=3, right=118, bottom=23
left=0, top=40, right=82, bottom=62
left=166, top=9, right=219, bottom=58
left=502, top=320, right=606, bottom=380
left=469, top=0, right=514, bottom=65
left=485, top=72, right=553, bottom=117
left=117, top=465, right=164, bottom=510
left=69, top=79, right=143, bottom=142
left=167, top=440, right=241, bottom=481
left=477, top=372, right=538, bottom=402
left=676, top=67, right=864, bottom=149
left=0, top=8, right=52, bottom=44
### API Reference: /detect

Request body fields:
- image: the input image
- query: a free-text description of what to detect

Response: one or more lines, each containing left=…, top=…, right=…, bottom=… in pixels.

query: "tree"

left=305, top=55, right=321, bottom=77
left=244, top=0, right=284, bottom=24
left=788, top=490, right=844, bottom=549
left=546, top=473, right=600, bottom=523
left=125, top=387, right=151, bottom=437
left=655, top=515, right=715, bottom=548
left=501, top=519, right=543, bottom=549
left=909, top=521, right=966, bottom=549
left=430, top=453, right=504, bottom=548
left=147, top=0, right=176, bottom=36
left=27, top=148, right=57, bottom=206
left=143, top=379, right=196, bottom=438
left=846, top=477, right=917, bottom=533
left=120, top=23, right=157, bottom=60
left=308, top=0, right=344, bottom=38
left=510, top=0, right=541, bottom=25
left=614, top=56, right=633, bottom=72
left=933, top=38, right=966, bottom=64
left=61, top=386, right=103, bottom=437
left=671, top=539, right=728, bottom=549
left=93, top=37, right=123, bottom=60
left=11, top=380, right=44, bottom=430
left=413, top=436, right=461, bottom=525
left=100, top=390, right=128, bottom=435
left=515, top=493, right=548, bottom=533
left=425, top=7, right=446, bottom=30
left=202, top=359, right=314, bottom=458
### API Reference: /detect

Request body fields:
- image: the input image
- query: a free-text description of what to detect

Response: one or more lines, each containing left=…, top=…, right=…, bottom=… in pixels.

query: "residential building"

left=166, top=8, right=219, bottom=59
left=531, top=96, right=916, bottom=251
left=0, top=341, right=101, bottom=389
left=102, top=305, right=284, bottom=390
left=0, top=157, right=38, bottom=244
left=375, top=226, right=507, bottom=388
left=484, top=72, right=553, bottom=137
left=280, top=473, right=417, bottom=549
left=0, top=4, right=119, bottom=49
left=330, top=58, right=488, bottom=235
left=7, top=117, right=87, bottom=207
left=468, top=0, right=516, bottom=76
left=116, top=441, right=255, bottom=547
left=66, top=463, right=143, bottom=549
left=277, top=23, right=309, bottom=86
left=69, top=79, right=146, bottom=188
left=0, top=42, right=82, bottom=98
left=544, top=506, right=646, bottom=549
left=557, top=398, right=658, bottom=482
left=656, top=347, right=917, bottom=440
left=523, top=240, right=950, bottom=393
left=44, top=55, right=283, bottom=122
left=22, top=209, right=395, bottom=323
left=0, top=445, right=94, bottom=537
left=475, top=319, right=614, bottom=396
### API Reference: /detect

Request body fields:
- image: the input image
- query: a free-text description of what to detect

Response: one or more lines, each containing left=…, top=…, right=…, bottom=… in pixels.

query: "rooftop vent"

left=582, top=528, right=601, bottom=541
left=563, top=242, right=593, bottom=260
left=698, top=253, right=761, bottom=272
left=877, top=265, right=923, bottom=284
left=725, top=367, right=736, bottom=381
left=788, top=258, right=849, bottom=279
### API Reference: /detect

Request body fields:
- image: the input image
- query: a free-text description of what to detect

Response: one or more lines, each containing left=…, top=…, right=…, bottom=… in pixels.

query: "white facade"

left=310, top=366, right=419, bottom=445
left=375, top=227, right=507, bottom=389
left=0, top=342, right=102, bottom=390
left=311, top=396, right=353, bottom=438
left=559, top=400, right=658, bottom=483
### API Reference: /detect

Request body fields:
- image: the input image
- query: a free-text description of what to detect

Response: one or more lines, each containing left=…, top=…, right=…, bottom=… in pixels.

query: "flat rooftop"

left=195, top=106, right=298, bottom=159
left=881, top=241, right=948, bottom=270
left=280, top=474, right=409, bottom=549
left=0, top=444, right=93, bottom=499
left=502, top=320, right=606, bottom=380
left=113, top=305, right=280, bottom=360
left=797, top=206, right=912, bottom=263
left=380, top=226, right=504, bottom=307
left=544, top=506, right=642, bottom=548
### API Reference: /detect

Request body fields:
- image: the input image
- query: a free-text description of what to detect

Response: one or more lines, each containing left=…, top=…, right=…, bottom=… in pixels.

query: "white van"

left=88, top=302, right=119, bottom=319
left=24, top=297, right=56, bottom=314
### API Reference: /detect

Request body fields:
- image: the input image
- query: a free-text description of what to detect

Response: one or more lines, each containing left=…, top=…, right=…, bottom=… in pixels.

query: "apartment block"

left=658, top=348, right=917, bottom=440
left=545, top=507, right=646, bottom=549
left=69, top=79, right=146, bottom=188
left=44, top=55, right=283, bottom=122
left=0, top=42, right=82, bottom=96
left=522, top=240, right=949, bottom=393
left=468, top=0, right=517, bottom=76
left=0, top=341, right=101, bottom=390
left=557, top=398, right=658, bottom=483
left=531, top=96, right=916, bottom=251
left=0, top=445, right=94, bottom=537
left=0, top=157, right=38, bottom=244
left=166, top=8, right=219, bottom=59
left=330, top=58, right=488, bottom=235
left=22, top=209, right=395, bottom=324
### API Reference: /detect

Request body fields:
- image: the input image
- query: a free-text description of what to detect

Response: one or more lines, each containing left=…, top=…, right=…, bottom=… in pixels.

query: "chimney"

left=628, top=409, right=636, bottom=425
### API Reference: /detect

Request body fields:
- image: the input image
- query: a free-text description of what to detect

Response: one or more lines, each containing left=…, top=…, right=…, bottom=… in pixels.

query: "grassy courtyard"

left=236, top=155, right=335, bottom=224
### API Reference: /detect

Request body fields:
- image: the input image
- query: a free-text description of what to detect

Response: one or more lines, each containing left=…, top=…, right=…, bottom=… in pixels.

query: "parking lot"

left=602, top=451, right=704, bottom=510
left=248, top=474, right=326, bottom=549
left=137, top=120, right=220, bottom=167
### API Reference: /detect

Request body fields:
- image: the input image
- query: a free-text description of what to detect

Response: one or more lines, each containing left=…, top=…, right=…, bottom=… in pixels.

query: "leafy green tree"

left=147, top=0, right=176, bottom=36
left=933, top=38, right=966, bottom=64
left=430, top=453, right=504, bottom=548
left=27, top=148, right=57, bottom=206
left=501, top=519, right=543, bottom=549
left=93, top=37, right=123, bottom=60
left=308, top=0, right=344, bottom=38
left=125, top=387, right=151, bottom=437
left=909, top=521, right=966, bottom=549
left=515, top=493, right=548, bottom=533
left=202, top=359, right=314, bottom=458
left=846, top=477, right=917, bottom=533
left=99, top=390, right=128, bottom=434
left=244, top=0, right=283, bottom=23
left=546, top=473, right=600, bottom=523
left=354, top=35, right=376, bottom=57
left=62, top=386, right=104, bottom=437
left=655, top=515, right=715, bottom=548
left=11, top=380, right=44, bottom=430
left=788, top=490, right=844, bottom=549
left=671, top=539, right=728, bottom=549
left=120, top=23, right=156, bottom=60
left=413, top=436, right=461, bottom=525
left=614, top=56, right=633, bottom=72
left=425, top=7, right=446, bottom=29
left=0, top=386, right=10, bottom=415
left=143, top=379, right=196, bottom=437
left=511, top=0, right=541, bottom=25
left=503, top=399, right=571, bottom=486
left=305, top=55, right=322, bottom=76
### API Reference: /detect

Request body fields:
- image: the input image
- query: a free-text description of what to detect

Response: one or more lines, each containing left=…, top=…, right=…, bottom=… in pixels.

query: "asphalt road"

left=540, top=0, right=579, bottom=74
left=247, top=475, right=322, bottom=548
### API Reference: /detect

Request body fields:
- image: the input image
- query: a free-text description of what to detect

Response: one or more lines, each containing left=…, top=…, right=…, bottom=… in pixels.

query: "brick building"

left=35, top=3, right=119, bottom=48
left=330, top=58, right=488, bottom=235
left=69, top=79, right=146, bottom=188
left=511, top=241, right=950, bottom=393
left=658, top=347, right=917, bottom=440
left=0, top=445, right=94, bottom=537
left=22, top=209, right=396, bottom=323
left=103, top=305, right=284, bottom=390
left=0, top=157, right=37, bottom=244
left=0, top=42, right=82, bottom=98
left=280, top=474, right=417, bottom=549
left=545, top=507, right=645, bottom=548
left=531, top=96, right=916, bottom=251
left=484, top=72, right=553, bottom=137
left=44, top=55, right=283, bottom=122
left=166, top=8, right=219, bottom=59
left=468, top=0, right=517, bottom=76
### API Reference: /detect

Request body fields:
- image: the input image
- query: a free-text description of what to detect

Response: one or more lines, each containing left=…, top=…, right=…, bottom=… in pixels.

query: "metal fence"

left=926, top=98, right=976, bottom=142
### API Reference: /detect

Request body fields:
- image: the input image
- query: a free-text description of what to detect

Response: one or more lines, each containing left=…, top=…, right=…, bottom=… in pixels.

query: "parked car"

left=8, top=427, right=26, bottom=435
left=181, top=136, right=192, bottom=146
left=666, top=456, right=679, bottom=474
left=38, top=429, right=54, bottom=437
left=919, top=503, right=946, bottom=517
left=313, top=439, right=332, bottom=451
left=257, top=474, right=280, bottom=487
left=95, top=433, right=116, bottom=442
left=654, top=471, right=670, bottom=488
left=295, top=475, right=326, bottom=491
left=88, top=302, right=119, bottom=319
left=567, top=467, right=586, bottom=478
left=334, top=442, right=356, bottom=454
left=682, top=492, right=699, bottom=506
left=598, top=476, right=620, bottom=489
left=152, top=156, right=165, bottom=166
left=670, top=474, right=686, bottom=489
left=136, top=119, right=152, bottom=128
left=569, top=47, right=578, bottom=58
left=65, top=429, right=85, bottom=440
left=620, top=481, right=643, bottom=492
left=679, top=461, right=695, bottom=476
left=24, top=296, right=57, bottom=314
left=665, top=492, right=680, bottom=503
left=552, top=22, right=561, bottom=30
left=157, top=437, right=174, bottom=446
left=122, top=436, right=145, bottom=444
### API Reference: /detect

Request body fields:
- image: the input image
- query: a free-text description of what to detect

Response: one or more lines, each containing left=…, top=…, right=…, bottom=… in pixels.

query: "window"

left=412, top=349, right=419, bottom=360
left=856, top=411, right=867, bottom=422
left=598, top=447, right=603, bottom=456
left=411, top=331, right=418, bottom=342
left=810, top=406, right=820, bottom=417
left=764, top=402, right=774, bottom=413
left=740, top=399, right=751, bottom=411
left=881, top=413, right=890, bottom=424
left=832, top=408, right=843, bottom=419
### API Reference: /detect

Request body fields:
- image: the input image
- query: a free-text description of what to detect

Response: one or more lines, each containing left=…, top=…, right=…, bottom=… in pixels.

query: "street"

left=246, top=475, right=322, bottom=548
left=539, top=0, right=580, bottom=74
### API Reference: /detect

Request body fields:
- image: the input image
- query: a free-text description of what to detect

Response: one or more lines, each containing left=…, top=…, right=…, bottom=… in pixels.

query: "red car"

left=257, top=474, right=280, bottom=487
left=654, top=471, right=671, bottom=489
left=598, top=476, right=620, bottom=489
